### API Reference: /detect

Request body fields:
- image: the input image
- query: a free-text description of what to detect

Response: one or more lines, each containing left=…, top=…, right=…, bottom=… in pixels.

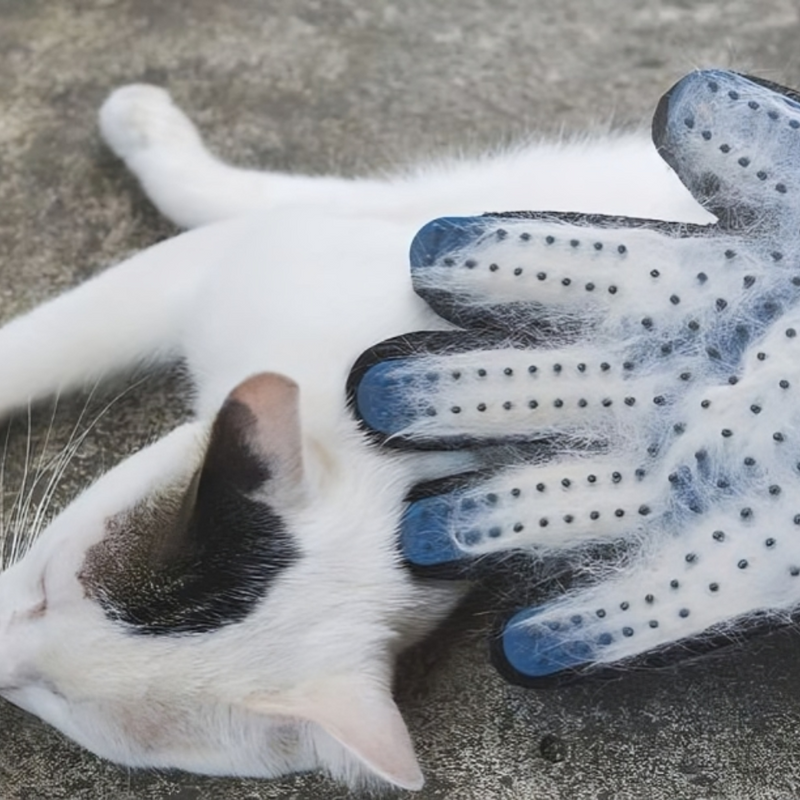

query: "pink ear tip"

left=382, top=760, right=424, bottom=791
left=231, top=371, right=299, bottom=402
left=401, top=770, right=425, bottom=791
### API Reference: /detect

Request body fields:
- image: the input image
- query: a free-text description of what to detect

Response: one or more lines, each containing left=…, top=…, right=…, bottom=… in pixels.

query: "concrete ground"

left=2, top=1, right=800, bottom=798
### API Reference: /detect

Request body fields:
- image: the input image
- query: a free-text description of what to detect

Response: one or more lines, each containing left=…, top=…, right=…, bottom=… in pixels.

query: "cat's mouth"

left=0, top=670, right=60, bottom=698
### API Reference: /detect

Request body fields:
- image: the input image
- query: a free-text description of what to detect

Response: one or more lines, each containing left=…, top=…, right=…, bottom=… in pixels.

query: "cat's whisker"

left=28, top=376, right=151, bottom=551
left=15, top=391, right=66, bottom=555
left=0, top=377, right=151, bottom=569
left=7, top=405, right=35, bottom=567
left=26, top=384, right=102, bottom=545
left=8, top=400, right=67, bottom=567
left=0, top=423, right=11, bottom=569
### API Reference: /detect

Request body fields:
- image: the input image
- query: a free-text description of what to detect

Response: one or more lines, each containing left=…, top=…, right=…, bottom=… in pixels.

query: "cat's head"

left=0, top=373, right=442, bottom=791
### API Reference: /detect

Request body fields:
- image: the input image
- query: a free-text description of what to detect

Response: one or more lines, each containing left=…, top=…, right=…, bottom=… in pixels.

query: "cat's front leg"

left=0, top=221, right=229, bottom=417
left=100, top=85, right=388, bottom=229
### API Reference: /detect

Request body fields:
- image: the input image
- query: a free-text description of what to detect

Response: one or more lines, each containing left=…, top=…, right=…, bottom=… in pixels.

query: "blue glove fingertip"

left=355, top=359, right=419, bottom=436
left=400, top=495, right=466, bottom=567
left=410, top=216, right=491, bottom=270
left=496, top=607, right=596, bottom=684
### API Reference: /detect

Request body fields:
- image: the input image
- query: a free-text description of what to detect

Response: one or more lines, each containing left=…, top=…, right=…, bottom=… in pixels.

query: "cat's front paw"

left=99, top=84, right=204, bottom=161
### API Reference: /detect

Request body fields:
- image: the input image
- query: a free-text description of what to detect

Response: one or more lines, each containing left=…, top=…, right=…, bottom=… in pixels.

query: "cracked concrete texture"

left=2, top=0, right=800, bottom=798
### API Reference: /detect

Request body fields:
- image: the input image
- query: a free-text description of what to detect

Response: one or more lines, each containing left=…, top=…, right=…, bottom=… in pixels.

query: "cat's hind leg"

left=100, top=85, right=381, bottom=229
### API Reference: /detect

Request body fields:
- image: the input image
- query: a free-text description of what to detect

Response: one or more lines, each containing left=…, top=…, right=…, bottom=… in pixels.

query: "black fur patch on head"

left=80, top=401, right=301, bottom=636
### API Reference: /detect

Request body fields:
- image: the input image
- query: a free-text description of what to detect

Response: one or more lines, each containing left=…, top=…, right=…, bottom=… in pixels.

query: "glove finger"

left=654, top=69, right=800, bottom=230
left=349, top=330, right=693, bottom=449
left=400, top=455, right=668, bottom=574
left=493, top=499, right=800, bottom=685
left=411, top=214, right=713, bottom=335
left=409, top=213, right=794, bottom=358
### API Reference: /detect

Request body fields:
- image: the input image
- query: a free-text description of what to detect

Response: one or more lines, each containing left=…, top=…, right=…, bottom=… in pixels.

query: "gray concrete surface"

left=2, top=0, right=800, bottom=798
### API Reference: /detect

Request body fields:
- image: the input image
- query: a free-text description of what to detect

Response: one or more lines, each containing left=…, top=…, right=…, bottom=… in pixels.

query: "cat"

left=0, top=82, right=711, bottom=790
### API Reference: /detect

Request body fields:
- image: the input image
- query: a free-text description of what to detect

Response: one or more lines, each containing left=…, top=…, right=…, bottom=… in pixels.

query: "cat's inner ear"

left=246, top=675, right=424, bottom=791
left=79, top=372, right=304, bottom=635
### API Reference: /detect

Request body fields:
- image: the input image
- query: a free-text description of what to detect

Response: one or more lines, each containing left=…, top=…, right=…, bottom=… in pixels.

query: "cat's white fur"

left=0, top=84, right=711, bottom=790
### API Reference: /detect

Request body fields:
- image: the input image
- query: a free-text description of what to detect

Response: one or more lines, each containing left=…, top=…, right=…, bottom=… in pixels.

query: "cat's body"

left=0, top=84, right=710, bottom=789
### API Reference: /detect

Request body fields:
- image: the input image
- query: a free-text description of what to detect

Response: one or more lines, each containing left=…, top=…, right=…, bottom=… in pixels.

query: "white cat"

left=0, top=84, right=709, bottom=790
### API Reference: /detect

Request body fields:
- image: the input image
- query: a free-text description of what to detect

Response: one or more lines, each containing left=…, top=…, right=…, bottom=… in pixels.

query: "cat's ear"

left=204, top=372, right=305, bottom=507
left=247, top=675, right=424, bottom=791
left=81, top=372, right=305, bottom=635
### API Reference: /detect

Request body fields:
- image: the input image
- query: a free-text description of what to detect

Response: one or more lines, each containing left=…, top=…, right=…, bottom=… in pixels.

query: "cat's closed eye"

left=26, top=595, right=47, bottom=619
